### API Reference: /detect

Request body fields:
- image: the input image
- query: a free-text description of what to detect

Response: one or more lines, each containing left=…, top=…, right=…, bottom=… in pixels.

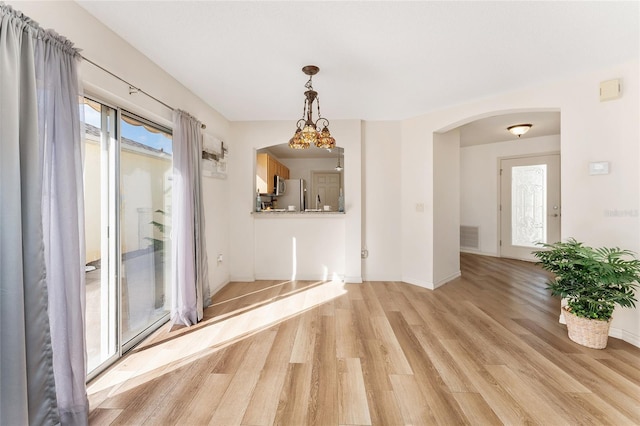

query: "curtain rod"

left=81, top=55, right=206, bottom=129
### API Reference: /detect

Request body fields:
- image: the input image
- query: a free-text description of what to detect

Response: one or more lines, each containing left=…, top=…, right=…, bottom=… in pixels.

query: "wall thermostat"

left=589, top=161, right=610, bottom=175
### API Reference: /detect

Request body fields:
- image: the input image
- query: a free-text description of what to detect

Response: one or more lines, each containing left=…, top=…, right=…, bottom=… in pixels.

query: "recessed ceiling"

left=76, top=1, right=638, bottom=123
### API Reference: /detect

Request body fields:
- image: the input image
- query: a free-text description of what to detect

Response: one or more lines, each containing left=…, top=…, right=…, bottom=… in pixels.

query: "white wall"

left=362, top=121, right=402, bottom=281
left=14, top=1, right=232, bottom=293
left=460, top=135, right=561, bottom=256
left=401, top=117, right=434, bottom=287
left=401, top=60, right=640, bottom=346
left=229, top=120, right=362, bottom=283
left=254, top=217, right=346, bottom=281
left=433, top=130, right=461, bottom=287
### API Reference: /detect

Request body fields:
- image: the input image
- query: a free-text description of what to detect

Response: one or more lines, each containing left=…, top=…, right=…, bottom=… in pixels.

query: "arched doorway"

left=434, top=109, right=561, bottom=262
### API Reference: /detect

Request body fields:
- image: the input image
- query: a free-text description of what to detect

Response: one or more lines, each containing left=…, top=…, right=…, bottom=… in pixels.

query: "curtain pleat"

left=0, top=5, right=59, bottom=425
left=171, top=110, right=210, bottom=326
left=0, top=4, right=88, bottom=425
left=36, top=28, right=89, bottom=426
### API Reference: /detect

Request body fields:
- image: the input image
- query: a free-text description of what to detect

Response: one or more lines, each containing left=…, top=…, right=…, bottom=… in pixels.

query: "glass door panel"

left=119, top=113, right=173, bottom=345
left=83, top=98, right=117, bottom=375
left=511, top=164, right=547, bottom=247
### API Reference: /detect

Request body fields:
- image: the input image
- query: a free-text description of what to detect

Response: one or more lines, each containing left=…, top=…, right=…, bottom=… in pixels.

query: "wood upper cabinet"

left=256, top=153, right=290, bottom=194
left=277, top=162, right=290, bottom=180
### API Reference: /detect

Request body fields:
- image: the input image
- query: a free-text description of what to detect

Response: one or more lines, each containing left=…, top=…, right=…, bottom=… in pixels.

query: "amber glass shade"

left=301, top=124, right=319, bottom=147
left=315, top=126, right=336, bottom=149
left=288, top=129, right=309, bottom=149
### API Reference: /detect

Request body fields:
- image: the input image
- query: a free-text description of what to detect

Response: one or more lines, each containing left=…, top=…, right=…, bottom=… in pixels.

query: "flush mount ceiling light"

left=507, top=123, right=533, bottom=137
left=289, top=65, right=336, bottom=150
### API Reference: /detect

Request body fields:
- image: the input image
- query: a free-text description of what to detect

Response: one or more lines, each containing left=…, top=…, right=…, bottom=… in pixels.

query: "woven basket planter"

left=562, top=307, right=612, bottom=349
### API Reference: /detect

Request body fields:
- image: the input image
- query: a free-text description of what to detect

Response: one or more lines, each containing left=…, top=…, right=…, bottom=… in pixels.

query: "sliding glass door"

left=83, top=97, right=172, bottom=378
left=119, top=112, right=173, bottom=349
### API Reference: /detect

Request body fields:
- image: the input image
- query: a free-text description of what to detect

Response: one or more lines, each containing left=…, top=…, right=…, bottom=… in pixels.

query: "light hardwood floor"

left=88, top=254, right=640, bottom=425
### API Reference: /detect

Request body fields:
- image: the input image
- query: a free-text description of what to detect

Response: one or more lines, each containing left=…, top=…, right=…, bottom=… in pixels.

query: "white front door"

left=500, top=154, right=561, bottom=261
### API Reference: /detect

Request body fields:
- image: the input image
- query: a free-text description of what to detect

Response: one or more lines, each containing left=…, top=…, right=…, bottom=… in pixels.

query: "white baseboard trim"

left=460, top=248, right=499, bottom=257
left=402, top=271, right=462, bottom=290
left=229, top=275, right=255, bottom=282
left=433, top=271, right=461, bottom=289
left=253, top=273, right=351, bottom=282
left=609, top=327, right=640, bottom=348
left=362, top=276, right=403, bottom=282
left=402, top=276, right=434, bottom=290
left=209, top=279, right=229, bottom=296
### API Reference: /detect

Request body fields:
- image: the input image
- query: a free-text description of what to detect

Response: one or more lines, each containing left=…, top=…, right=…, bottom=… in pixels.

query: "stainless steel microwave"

left=274, top=175, right=286, bottom=195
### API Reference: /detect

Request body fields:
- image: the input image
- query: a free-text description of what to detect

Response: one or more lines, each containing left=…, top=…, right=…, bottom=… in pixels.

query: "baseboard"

left=209, top=279, right=229, bottom=296
left=433, top=271, right=461, bottom=289
left=228, top=275, right=255, bottom=282
left=362, top=275, right=402, bottom=282
left=254, top=273, right=348, bottom=282
left=609, top=327, right=640, bottom=348
left=402, top=276, right=434, bottom=290
left=460, top=248, right=499, bottom=257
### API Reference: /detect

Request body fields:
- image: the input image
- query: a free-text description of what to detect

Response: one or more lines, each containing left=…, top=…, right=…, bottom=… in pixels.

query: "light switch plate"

left=589, top=161, right=610, bottom=175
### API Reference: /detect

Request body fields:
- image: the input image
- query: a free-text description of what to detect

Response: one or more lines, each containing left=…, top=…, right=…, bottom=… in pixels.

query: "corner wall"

left=433, top=130, right=460, bottom=287
left=362, top=121, right=402, bottom=281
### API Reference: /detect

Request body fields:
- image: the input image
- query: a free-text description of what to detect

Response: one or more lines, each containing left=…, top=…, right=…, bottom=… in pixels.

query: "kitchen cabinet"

left=256, top=153, right=289, bottom=194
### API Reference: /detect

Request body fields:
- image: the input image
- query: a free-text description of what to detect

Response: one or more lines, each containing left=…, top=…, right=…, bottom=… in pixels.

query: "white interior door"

left=311, top=172, right=341, bottom=211
left=500, top=154, right=560, bottom=261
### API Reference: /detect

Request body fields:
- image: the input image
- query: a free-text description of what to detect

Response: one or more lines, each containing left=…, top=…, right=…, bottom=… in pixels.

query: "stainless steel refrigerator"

left=278, top=179, right=306, bottom=211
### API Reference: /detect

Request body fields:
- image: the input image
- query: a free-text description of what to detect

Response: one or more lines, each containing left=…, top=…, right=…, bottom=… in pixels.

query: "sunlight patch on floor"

left=87, top=279, right=347, bottom=396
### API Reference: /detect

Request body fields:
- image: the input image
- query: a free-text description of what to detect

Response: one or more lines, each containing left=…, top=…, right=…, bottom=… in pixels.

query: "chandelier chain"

left=316, top=96, right=322, bottom=122
left=302, top=97, right=307, bottom=121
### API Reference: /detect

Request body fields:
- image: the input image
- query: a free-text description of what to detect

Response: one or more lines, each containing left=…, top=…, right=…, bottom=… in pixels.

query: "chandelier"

left=289, top=65, right=336, bottom=150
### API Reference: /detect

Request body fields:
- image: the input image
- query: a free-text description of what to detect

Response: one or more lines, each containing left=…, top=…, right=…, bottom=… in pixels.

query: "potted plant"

left=532, top=238, right=640, bottom=349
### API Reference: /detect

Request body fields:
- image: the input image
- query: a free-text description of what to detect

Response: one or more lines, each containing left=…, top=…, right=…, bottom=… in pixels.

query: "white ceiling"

left=76, top=1, right=636, bottom=142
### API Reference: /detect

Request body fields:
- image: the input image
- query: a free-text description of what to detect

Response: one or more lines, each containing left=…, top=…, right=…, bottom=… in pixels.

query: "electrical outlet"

left=217, top=254, right=223, bottom=264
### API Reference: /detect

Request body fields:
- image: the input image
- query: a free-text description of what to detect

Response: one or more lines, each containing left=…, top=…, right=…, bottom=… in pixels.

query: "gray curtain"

left=171, top=110, right=211, bottom=326
left=0, top=4, right=88, bottom=425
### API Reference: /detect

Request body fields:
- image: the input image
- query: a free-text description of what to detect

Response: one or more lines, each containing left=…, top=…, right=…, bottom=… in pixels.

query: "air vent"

left=460, top=226, right=479, bottom=249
